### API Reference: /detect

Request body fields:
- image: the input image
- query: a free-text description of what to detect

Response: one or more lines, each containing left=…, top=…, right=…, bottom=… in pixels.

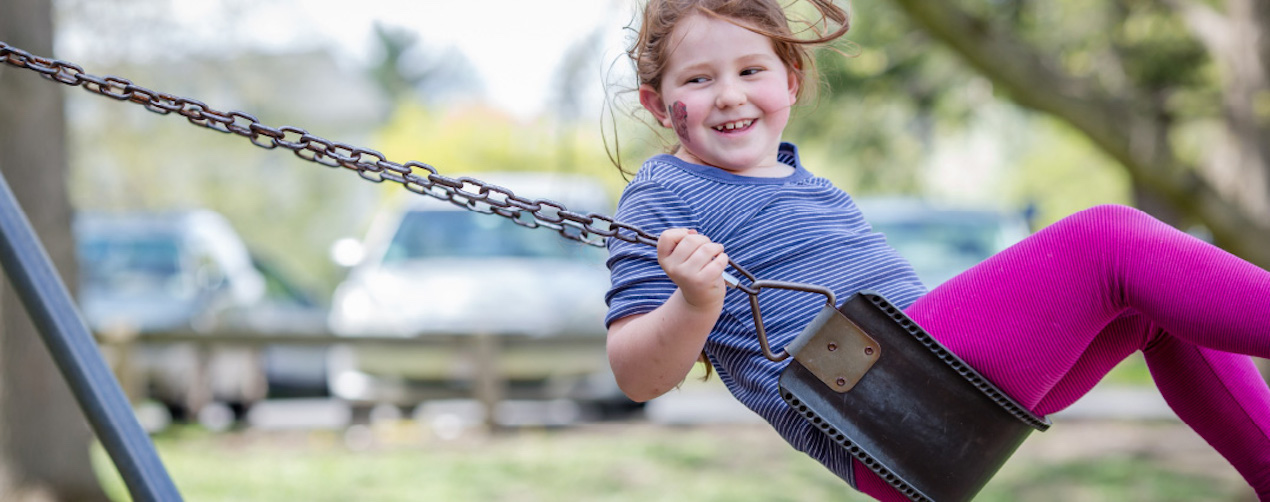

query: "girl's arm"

left=606, top=228, right=729, bottom=402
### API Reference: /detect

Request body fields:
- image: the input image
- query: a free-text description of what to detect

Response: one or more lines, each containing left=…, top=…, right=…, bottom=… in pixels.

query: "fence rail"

left=97, top=328, right=615, bottom=429
left=111, top=329, right=607, bottom=348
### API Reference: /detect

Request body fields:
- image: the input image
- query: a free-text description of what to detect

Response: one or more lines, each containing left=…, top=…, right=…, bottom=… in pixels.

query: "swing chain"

left=0, top=41, right=833, bottom=344
left=0, top=40, right=664, bottom=251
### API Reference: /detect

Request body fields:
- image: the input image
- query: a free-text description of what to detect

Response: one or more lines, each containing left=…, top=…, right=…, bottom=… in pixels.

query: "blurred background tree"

left=0, top=0, right=110, bottom=499
left=52, top=0, right=627, bottom=297
left=766, top=1, right=1138, bottom=227
left=879, top=0, right=1270, bottom=268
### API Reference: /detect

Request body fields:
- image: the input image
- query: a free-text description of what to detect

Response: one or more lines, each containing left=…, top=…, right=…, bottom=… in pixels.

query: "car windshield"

left=382, top=210, right=602, bottom=263
left=78, top=235, right=184, bottom=289
left=871, top=218, right=1009, bottom=285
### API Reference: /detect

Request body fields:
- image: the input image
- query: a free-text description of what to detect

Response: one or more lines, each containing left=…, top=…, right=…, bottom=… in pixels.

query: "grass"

left=92, top=359, right=1258, bottom=501
left=984, top=458, right=1243, bottom=502
left=96, top=423, right=857, bottom=501
left=94, top=418, right=1252, bottom=502
left=1099, top=353, right=1154, bottom=387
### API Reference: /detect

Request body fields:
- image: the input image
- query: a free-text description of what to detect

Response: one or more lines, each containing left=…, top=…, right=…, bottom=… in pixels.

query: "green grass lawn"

left=1099, top=353, right=1154, bottom=386
left=95, top=418, right=1251, bottom=502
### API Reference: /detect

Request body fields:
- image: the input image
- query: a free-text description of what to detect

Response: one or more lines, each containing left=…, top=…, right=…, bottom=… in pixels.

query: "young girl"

left=603, top=0, right=1270, bottom=500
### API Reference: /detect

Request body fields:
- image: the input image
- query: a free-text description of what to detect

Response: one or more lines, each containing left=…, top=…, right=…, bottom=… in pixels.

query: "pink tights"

left=852, top=205, right=1270, bottom=501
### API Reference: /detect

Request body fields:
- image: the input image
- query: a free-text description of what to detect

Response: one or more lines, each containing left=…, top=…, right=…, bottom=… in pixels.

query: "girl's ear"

left=786, top=69, right=799, bottom=104
left=639, top=84, right=672, bottom=128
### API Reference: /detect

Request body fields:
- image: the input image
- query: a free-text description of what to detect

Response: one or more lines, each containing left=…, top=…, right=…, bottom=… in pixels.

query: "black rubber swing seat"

left=778, top=291, right=1050, bottom=502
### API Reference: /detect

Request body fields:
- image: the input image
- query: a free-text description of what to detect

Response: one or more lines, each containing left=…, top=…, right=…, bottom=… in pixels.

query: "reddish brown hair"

left=629, top=0, right=852, bottom=99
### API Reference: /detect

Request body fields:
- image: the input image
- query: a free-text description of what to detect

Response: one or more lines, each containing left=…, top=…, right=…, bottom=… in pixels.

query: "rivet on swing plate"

left=790, top=305, right=882, bottom=394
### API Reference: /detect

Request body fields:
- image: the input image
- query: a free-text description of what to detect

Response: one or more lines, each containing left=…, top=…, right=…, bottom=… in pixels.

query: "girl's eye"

left=685, top=76, right=709, bottom=84
left=741, top=68, right=764, bottom=76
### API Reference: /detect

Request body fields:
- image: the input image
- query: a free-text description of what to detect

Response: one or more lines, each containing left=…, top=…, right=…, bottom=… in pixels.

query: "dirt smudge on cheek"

left=670, top=101, right=690, bottom=145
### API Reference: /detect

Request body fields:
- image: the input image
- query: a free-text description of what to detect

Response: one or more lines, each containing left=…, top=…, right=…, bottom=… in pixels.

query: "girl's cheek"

left=669, top=101, right=691, bottom=145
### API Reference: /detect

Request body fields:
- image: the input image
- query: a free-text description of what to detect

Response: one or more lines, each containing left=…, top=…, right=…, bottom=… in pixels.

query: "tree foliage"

left=880, top=0, right=1270, bottom=267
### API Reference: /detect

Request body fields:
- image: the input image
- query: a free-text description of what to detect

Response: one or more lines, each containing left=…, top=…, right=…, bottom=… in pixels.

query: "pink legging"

left=852, top=205, right=1270, bottom=501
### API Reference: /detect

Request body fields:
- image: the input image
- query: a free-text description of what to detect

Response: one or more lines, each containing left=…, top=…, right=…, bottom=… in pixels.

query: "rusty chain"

left=0, top=40, right=663, bottom=251
left=0, top=40, right=858, bottom=313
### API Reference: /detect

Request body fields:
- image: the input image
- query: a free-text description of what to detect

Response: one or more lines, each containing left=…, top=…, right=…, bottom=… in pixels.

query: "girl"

left=603, top=0, right=1270, bottom=500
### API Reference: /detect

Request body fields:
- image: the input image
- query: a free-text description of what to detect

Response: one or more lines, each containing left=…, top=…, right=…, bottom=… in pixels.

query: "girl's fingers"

left=705, top=251, right=730, bottom=275
left=687, top=241, right=725, bottom=269
left=657, top=229, right=726, bottom=280
left=673, top=235, right=722, bottom=270
left=656, top=228, right=692, bottom=259
left=659, top=229, right=709, bottom=264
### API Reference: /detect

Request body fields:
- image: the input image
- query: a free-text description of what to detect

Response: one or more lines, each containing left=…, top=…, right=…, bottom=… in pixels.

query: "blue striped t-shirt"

left=605, top=142, right=928, bottom=485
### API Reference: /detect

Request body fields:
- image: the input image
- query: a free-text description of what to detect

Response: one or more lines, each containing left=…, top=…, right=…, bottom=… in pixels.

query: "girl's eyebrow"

left=735, top=52, right=779, bottom=63
left=675, top=53, right=780, bottom=74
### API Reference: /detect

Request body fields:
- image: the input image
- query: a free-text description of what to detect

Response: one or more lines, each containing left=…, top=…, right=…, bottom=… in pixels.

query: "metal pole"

left=0, top=172, right=182, bottom=501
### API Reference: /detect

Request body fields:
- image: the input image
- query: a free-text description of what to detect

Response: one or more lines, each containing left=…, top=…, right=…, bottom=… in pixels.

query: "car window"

left=870, top=218, right=1013, bottom=286
left=78, top=235, right=186, bottom=290
left=382, top=211, right=603, bottom=263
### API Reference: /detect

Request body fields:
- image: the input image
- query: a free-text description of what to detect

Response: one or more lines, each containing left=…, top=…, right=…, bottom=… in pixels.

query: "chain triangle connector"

left=724, top=260, right=836, bottom=362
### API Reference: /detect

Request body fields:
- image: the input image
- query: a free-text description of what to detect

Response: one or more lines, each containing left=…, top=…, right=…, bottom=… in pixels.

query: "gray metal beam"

left=0, top=172, right=182, bottom=502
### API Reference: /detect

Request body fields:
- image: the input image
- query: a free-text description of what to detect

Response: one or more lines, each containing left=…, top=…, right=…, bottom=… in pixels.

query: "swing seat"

left=778, top=291, right=1050, bottom=502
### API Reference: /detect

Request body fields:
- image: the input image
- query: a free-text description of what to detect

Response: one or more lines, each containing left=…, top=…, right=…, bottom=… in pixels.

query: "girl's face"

left=639, top=13, right=799, bottom=177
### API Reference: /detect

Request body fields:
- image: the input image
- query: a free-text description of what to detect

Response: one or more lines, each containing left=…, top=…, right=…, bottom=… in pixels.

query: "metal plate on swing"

left=786, top=304, right=880, bottom=392
left=778, top=292, right=1050, bottom=502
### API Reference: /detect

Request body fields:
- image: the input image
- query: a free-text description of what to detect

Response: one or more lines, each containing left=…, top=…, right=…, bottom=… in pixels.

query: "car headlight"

left=331, top=288, right=376, bottom=334
left=411, top=276, right=478, bottom=314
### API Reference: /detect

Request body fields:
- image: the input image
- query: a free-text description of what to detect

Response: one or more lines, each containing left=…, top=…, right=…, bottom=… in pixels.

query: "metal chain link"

left=0, top=40, right=662, bottom=251
left=0, top=40, right=855, bottom=316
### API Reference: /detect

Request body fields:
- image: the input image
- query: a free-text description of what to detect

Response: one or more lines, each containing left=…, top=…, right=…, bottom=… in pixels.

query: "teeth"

left=714, top=119, right=753, bottom=131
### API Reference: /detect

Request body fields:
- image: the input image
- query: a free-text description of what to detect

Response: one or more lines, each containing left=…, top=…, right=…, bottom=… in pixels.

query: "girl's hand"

left=607, top=228, right=727, bottom=402
left=657, top=228, right=729, bottom=311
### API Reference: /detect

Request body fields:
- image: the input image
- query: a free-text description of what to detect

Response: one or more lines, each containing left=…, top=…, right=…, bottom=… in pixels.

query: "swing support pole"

left=0, top=171, right=182, bottom=502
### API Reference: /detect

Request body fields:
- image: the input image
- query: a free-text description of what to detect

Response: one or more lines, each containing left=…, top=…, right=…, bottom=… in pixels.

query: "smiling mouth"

left=713, top=119, right=754, bottom=132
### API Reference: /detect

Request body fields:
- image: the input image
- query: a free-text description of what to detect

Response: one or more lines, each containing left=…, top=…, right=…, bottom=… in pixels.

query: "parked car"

left=75, top=210, right=329, bottom=421
left=76, top=210, right=265, bottom=332
left=326, top=173, right=633, bottom=419
left=75, top=210, right=267, bottom=419
left=854, top=197, right=1033, bottom=287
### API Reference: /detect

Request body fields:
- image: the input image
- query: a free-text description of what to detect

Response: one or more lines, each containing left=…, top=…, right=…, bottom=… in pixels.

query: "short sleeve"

left=604, top=179, right=700, bottom=326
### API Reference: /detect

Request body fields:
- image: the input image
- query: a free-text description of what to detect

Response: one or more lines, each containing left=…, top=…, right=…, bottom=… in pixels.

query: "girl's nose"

left=715, top=81, right=747, bottom=108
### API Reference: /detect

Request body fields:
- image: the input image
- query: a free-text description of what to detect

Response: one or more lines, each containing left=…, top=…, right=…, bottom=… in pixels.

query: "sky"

left=57, top=0, right=637, bottom=119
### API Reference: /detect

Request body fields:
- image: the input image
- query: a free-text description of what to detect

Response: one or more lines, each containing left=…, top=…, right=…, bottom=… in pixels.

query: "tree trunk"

left=0, top=0, right=112, bottom=500
left=1170, top=0, right=1270, bottom=254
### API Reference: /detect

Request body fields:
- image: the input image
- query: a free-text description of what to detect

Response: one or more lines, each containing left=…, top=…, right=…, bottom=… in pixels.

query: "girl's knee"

left=1076, top=203, right=1141, bottom=217
left=1074, top=204, right=1154, bottom=226
left=1051, top=204, right=1162, bottom=243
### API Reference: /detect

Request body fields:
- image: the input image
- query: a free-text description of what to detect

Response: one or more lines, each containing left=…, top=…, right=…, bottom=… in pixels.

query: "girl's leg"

left=911, top=205, right=1270, bottom=399
left=1141, top=333, right=1270, bottom=498
left=850, top=205, right=1270, bottom=500
left=1033, top=314, right=1270, bottom=498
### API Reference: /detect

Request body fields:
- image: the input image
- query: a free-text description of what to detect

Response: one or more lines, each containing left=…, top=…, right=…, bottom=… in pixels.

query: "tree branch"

left=886, top=0, right=1134, bottom=161
left=887, top=0, right=1270, bottom=267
